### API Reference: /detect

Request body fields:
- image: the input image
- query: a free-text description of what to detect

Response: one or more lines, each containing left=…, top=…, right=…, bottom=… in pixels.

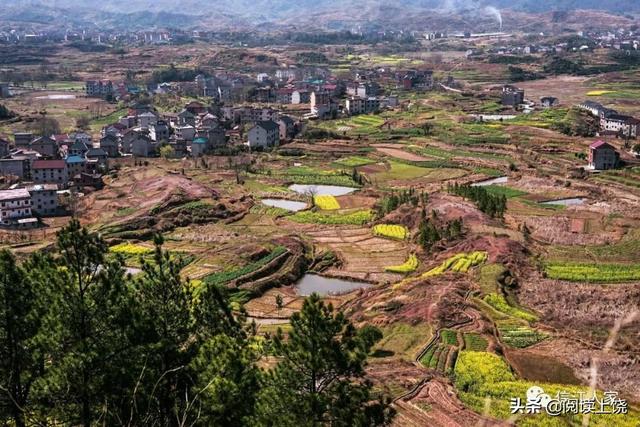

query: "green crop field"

left=454, top=351, right=640, bottom=426
left=484, top=293, right=538, bottom=322
left=289, top=210, right=373, bottom=225
left=544, top=262, right=640, bottom=283
left=483, top=185, right=528, bottom=198
left=546, top=229, right=640, bottom=264
left=202, top=246, right=287, bottom=289
left=498, top=322, right=547, bottom=348
left=463, top=333, right=488, bottom=351
left=333, top=156, right=375, bottom=168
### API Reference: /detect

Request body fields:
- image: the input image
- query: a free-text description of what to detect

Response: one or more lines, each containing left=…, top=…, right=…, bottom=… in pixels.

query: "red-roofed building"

left=32, top=159, right=68, bottom=186
left=588, top=141, right=619, bottom=170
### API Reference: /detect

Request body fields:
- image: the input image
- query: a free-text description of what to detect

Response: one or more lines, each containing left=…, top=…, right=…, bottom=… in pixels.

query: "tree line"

left=417, top=209, right=464, bottom=252
left=447, top=182, right=507, bottom=219
left=0, top=220, right=393, bottom=427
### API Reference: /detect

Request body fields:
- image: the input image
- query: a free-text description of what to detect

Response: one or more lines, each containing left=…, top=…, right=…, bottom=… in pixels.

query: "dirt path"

left=391, top=290, right=507, bottom=426
left=374, top=144, right=432, bottom=162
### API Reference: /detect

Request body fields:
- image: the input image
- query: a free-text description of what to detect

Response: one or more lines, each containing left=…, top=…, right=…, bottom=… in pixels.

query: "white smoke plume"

left=440, top=0, right=504, bottom=30
left=484, top=6, right=503, bottom=30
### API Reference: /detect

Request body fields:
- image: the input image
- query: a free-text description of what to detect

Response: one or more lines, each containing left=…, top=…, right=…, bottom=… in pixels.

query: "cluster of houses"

left=97, top=100, right=302, bottom=153
left=577, top=101, right=640, bottom=139
left=0, top=131, right=108, bottom=228
left=0, top=131, right=106, bottom=186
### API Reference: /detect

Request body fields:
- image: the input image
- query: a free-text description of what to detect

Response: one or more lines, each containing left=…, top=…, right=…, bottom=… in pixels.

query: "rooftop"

left=33, top=159, right=66, bottom=169
left=0, top=188, right=31, bottom=201
left=254, top=121, right=279, bottom=132
left=66, top=155, right=86, bottom=164
left=590, top=140, right=615, bottom=149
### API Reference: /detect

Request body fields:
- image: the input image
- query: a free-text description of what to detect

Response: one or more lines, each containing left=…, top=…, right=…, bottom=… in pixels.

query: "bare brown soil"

left=374, top=144, right=432, bottom=162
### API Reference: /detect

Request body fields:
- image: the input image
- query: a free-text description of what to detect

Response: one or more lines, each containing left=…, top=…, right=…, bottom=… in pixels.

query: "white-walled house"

left=0, top=188, right=36, bottom=228
left=247, top=121, right=280, bottom=149
left=28, top=184, right=59, bottom=216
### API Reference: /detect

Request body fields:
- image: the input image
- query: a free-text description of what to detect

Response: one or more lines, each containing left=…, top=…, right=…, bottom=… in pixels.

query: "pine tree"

left=134, top=234, right=196, bottom=425
left=254, top=294, right=394, bottom=426
left=34, top=219, right=138, bottom=427
left=0, top=251, right=45, bottom=427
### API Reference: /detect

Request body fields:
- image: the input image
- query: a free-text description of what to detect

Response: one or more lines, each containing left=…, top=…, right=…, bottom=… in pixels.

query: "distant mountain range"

left=0, top=0, right=638, bottom=31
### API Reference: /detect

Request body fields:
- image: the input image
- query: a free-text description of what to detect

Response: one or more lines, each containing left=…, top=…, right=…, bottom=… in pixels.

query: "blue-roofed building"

left=69, top=141, right=89, bottom=157
left=66, top=155, right=87, bottom=178
left=190, top=137, right=208, bottom=157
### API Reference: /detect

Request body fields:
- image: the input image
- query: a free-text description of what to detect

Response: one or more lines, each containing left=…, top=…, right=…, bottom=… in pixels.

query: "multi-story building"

left=247, top=121, right=280, bottom=149
left=32, top=159, right=68, bottom=187
left=85, top=80, right=114, bottom=99
left=292, top=90, right=311, bottom=104
left=0, top=188, right=36, bottom=228
left=588, top=140, right=619, bottom=170
left=30, top=136, right=58, bottom=158
left=501, top=85, right=525, bottom=107
left=0, top=158, right=30, bottom=179
left=600, top=113, right=639, bottom=138
left=13, top=132, right=33, bottom=148
left=310, top=91, right=338, bottom=118
left=345, top=97, right=381, bottom=116
left=28, top=184, right=58, bottom=216
left=150, top=120, right=170, bottom=142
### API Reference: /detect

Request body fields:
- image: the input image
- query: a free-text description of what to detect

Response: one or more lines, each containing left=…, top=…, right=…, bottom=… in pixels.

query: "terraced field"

left=306, top=227, right=408, bottom=280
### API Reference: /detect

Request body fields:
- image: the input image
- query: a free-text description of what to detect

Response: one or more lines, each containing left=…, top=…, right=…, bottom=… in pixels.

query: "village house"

left=30, top=136, right=58, bottom=158
left=242, top=107, right=279, bottom=124
left=174, top=125, right=196, bottom=141
left=247, top=121, right=280, bottom=149
left=66, top=155, right=87, bottom=178
left=0, top=136, right=10, bottom=157
left=346, top=82, right=380, bottom=98
left=100, top=134, right=120, bottom=157
left=199, top=113, right=219, bottom=128
left=600, top=113, right=639, bottom=138
left=69, top=140, right=89, bottom=157
left=150, top=120, right=171, bottom=142
left=206, top=126, right=227, bottom=147
left=73, top=172, right=104, bottom=190
left=27, top=184, right=59, bottom=216
left=577, top=101, right=615, bottom=118
left=0, top=158, right=30, bottom=179
left=170, top=138, right=188, bottom=157
left=138, top=111, right=158, bottom=128
left=540, top=97, right=559, bottom=108
left=177, top=109, right=196, bottom=127
left=32, top=159, right=68, bottom=187
left=184, top=101, right=207, bottom=115
left=0, top=188, right=37, bottom=228
left=292, top=90, right=311, bottom=104
left=588, top=140, right=619, bottom=170
left=398, top=70, right=434, bottom=91
left=276, top=88, right=295, bottom=104
left=501, top=85, right=525, bottom=107
left=86, top=148, right=109, bottom=171
left=85, top=80, right=114, bottom=99
left=119, top=116, right=137, bottom=129
left=71, top=132, right=92, bottom=146
left=102, top=122, right=127, bottom=138
left=131, top=134, right=156, bottom=157
left=310, top=91, right=338, bottom=119
left=277, top=116, right=296, bottom=141
left=13, top=132, right=33, bottom=148
left=190, top=137, right=208, bottom=157
left=345, top=97, right=381, bottom=116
